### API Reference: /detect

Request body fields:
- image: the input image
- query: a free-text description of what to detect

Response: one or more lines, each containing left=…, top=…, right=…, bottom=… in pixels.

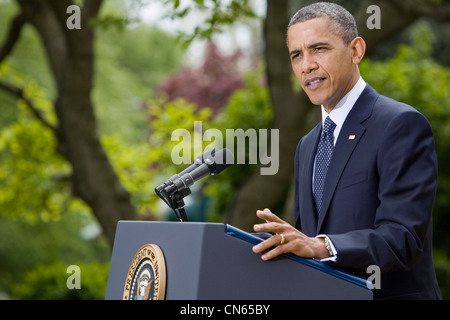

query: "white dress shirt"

left=320, top=76, right=366, bottom=146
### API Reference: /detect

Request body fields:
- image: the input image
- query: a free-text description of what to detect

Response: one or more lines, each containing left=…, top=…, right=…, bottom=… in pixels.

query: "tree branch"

left=46, top=0, right=104, bottom=32
left=82, top=0, right=103, bottom=20
left=17, top=0, right=68, bottom=83
left=0, top=11, right=28, bottom=65
left=46, top=0, right=73, bottom=29
left=0, top=80, right=58, bottom=134
left=355, top=0, right=419, bottom=55
left=391, top=0, right=450, bottom=21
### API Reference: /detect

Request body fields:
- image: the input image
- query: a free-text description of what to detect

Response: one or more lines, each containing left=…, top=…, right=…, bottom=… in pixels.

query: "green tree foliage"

left=144, top=63, right=272, bottom=221
left=10, top=261, right=109, bottom=300
left=0, top=0, right=186, bottom=217
left=95, top=62, right=271, bottom=222
left=0, top=0, right=187, bottom=297
left=0, top=64, right=74, bottom=223
left=0, top=214, right=110, bottom=297
left=93, top=23, right=185, bottom=142
left=0, top=3, right=54, bottom=128
left=204, top=65, right=272, bottom=221
left=162, top=0, right=259, bottom=45
left=103, top=97, right=213, bottom=219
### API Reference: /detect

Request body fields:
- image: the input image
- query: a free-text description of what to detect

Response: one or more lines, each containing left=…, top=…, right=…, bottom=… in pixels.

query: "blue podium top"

left=225, top=224, right=371, bottom=290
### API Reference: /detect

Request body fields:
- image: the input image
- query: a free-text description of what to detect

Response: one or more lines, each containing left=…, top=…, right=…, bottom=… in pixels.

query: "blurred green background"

left=1, top=0, right=450, bottom=299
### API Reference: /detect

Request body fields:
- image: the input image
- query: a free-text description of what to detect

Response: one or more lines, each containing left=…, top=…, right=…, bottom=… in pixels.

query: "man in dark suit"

left=252, top=2, right=441, bottom=299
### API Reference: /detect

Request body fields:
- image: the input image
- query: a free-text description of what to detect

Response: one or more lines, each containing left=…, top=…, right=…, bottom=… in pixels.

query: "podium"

left=105, top=221, right=372, bottom=300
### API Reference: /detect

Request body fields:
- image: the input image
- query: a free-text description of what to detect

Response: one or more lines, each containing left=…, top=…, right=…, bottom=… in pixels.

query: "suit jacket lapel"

left=302, top=123, right=321, bottom=235
left=316, top=85, right=379, bottom=234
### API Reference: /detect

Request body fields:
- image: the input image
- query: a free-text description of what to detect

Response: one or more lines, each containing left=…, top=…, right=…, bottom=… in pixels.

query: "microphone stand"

left=156, top=185, right=191, bottom=222
left=168, top=188, right=190, bottom=222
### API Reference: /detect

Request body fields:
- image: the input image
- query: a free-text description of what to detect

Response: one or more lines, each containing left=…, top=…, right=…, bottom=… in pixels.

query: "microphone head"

left=176, top=148, right=217, bottom=177
left=206, top=148, right=234, bottom=175
left=197, top=148, right=216, bottom=162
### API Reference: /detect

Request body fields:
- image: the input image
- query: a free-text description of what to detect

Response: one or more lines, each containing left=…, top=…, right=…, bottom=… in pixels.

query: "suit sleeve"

left=328, top=110, right=438, bottom=273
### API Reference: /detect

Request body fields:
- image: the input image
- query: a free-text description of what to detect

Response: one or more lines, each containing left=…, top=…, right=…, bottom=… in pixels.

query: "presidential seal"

left=123, top=244, right=166, bottom=300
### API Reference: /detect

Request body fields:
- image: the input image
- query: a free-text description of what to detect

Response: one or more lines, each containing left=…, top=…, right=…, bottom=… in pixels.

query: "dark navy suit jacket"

left=294, top=84, right=441, bottom=299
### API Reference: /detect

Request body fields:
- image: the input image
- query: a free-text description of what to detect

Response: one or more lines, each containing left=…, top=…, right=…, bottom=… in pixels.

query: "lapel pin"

left=348, top=135, right=356, bottom=140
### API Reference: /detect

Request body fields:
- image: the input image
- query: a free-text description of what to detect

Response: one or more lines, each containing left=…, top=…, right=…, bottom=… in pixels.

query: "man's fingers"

left=252, top=234, right=290, bottom=260
left=252, top=233, right=285, bottom=254
left=253, top=208, right=297, bottom=260
left=253, top=209, right=288, bottom=234
left=253, top=221, right=281, bottom=233
left=256, top=208, right=284, bottom=224
left=261, top=244, right=287, bottom=261
left=252, top=208, right=321, bottom=260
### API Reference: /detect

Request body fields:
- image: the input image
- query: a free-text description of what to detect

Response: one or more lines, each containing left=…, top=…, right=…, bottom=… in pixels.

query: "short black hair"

left=288, top=2, right=358, bottom=46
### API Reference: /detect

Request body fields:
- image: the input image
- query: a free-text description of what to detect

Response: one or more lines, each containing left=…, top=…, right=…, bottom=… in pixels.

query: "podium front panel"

left=105, top=221, right=372, bottom=300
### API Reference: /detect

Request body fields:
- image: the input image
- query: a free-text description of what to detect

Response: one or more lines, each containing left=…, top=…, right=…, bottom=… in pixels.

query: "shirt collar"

left=320, top=76, right=366, bottom=142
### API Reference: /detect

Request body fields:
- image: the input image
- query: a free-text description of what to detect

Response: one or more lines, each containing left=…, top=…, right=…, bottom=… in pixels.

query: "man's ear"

left=350, top=37, right=366, bottom=64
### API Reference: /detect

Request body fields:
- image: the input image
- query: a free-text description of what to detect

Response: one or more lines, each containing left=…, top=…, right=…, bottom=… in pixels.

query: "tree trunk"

left=17, top=0, right=138, bottom=245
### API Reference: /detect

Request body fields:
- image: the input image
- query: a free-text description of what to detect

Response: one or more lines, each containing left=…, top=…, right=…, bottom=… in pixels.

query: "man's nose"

left=302, top=53, right=318, bottom=73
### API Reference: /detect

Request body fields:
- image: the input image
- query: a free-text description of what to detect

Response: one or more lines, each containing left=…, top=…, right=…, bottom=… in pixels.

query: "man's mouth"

left=305, top=77, right=326, bottom=89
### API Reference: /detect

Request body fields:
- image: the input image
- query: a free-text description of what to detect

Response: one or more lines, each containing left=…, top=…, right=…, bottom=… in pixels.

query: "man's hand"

left=252, top=208, right=329, bottom=260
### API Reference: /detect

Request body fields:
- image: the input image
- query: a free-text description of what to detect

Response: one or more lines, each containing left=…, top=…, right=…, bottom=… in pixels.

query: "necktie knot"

left=323, top=116, right=336, bottom=138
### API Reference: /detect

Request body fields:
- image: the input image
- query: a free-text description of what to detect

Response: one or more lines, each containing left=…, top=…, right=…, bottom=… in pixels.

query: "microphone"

left=165, top=148, right=234, bottom=194
left=154, top=148, right=218, bottom=195
left=155, top=148, right=234, bottom=221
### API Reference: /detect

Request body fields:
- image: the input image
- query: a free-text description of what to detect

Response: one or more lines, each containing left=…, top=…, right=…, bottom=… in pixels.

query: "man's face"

left=287, top=17, right=361, bottom=111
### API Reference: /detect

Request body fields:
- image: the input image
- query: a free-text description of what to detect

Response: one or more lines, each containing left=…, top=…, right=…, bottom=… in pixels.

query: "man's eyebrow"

left=308, top=42, right=330, bottom=48
left=289, top=49, right=300, bottom=57
left=289, top=42, right=330, bottom=57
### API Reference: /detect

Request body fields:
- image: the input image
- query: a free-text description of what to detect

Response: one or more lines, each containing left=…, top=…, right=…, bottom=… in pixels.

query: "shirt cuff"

left=315, top=234, right=337, bottom=262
